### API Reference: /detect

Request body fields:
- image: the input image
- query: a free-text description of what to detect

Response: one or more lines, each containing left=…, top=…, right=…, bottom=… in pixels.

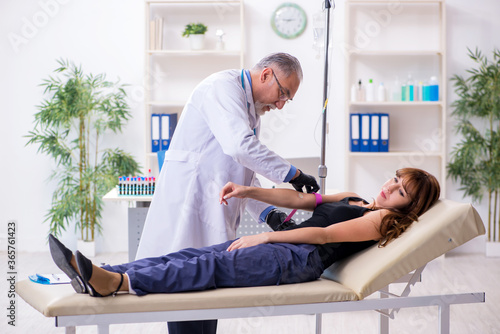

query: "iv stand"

left=318, top=0, right=334, bottom=195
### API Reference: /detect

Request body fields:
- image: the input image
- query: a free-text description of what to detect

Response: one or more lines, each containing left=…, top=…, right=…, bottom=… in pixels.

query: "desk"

left=104, top=188, right=152, bottom=261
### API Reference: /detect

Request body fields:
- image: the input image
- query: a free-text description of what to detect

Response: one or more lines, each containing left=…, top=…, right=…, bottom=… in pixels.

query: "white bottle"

left=377, top=82, right=386, bottom=102
left=366, top=78, right=375, bottom=102
left=357, top=79, right=365, bottom=102
left=350, top=84, right=357, bottom=102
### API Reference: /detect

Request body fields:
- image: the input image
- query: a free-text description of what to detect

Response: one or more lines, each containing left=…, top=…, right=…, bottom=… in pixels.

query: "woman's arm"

left=321, top=192, right=361, bottom=203
left=227, top=210, right=386, bottom=251
left=220, top=182, right=363, bottom=209
left=219, top=182, right=317, bottom=210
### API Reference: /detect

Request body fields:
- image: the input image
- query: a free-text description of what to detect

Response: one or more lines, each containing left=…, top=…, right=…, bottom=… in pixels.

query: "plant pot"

left=486, top=241, right=500, bottom=257
left=77, top=240, right=96, bottom=257
left=189, top=34, right=205, bottom=50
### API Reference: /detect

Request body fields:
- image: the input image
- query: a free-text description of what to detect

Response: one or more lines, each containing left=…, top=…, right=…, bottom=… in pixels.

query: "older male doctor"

left=136, top=53, right=319, bottom=334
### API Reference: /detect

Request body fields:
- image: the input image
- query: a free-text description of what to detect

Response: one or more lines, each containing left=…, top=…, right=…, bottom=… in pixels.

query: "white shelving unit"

left=344, top=0, right=447, bottom=198
left=144, top=0, right=244, bottom=175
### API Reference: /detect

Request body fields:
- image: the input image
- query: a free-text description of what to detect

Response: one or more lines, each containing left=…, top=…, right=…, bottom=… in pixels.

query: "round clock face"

left=271, top=3, right=307, bottom=39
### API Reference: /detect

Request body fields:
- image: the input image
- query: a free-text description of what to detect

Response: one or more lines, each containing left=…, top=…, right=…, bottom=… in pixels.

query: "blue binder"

left=360, top=114, right=371, bottom=152
left=379, top=113, right=389, bottom=152
left=151, top=114, right=160, bottom=153
left=350, top=113, right=361, bottom=152
left=370, top=114, right=380, bottom=152
left=160, top=113, right=177, bottom=151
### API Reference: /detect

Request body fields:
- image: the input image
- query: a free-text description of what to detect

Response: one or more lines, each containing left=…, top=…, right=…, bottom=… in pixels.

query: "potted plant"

left=26, top=59, right=141, bottom=256
left=447, top=47, right=500, bottom=256
left=182, top=22, right=208, bottom=50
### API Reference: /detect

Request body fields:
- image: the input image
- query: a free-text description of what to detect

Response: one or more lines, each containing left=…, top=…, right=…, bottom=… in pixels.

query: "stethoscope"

left=241, top=69, right=256, bottom=135
left=240, top=69, right=252, bottom=109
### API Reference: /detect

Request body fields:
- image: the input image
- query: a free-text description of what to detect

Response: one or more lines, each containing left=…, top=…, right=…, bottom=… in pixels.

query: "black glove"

left=265, top=209, right=296, bottom=231
left=289, top=169, right=320, bottom=193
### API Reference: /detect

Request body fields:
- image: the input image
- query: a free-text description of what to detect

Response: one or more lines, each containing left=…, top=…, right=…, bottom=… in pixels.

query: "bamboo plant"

left=26, top=59, right=141, bottom=242
left=447, top=48, right=500, bottom=242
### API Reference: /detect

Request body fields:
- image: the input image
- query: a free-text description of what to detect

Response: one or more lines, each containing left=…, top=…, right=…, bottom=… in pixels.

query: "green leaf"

left=26, top=59, right=141, bottom=239
left=448, top=47, right=500, bottom=240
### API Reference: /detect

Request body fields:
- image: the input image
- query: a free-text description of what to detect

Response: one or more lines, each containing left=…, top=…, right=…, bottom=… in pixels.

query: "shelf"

left=350, top=50, right=443, bottom=56
left=147, top=50, right=242, bottom=56
left=348, top=151, right=443, bottom=157
left=147, top=0, right=240, bottom=4
left=144, top=0, right=244, bottom=175
left=344, top=0, right=446, bottom=196
left=349, top=101, right=442, bottom=107
left=348, top=0, right=443, bottom=3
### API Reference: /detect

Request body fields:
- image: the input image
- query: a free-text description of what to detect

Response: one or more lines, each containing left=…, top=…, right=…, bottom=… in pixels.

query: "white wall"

left=1, top=0, right=498, bottom=253
left=0, top=0, right=145, bottom=252
left=443, top=0, right=499, bottom=252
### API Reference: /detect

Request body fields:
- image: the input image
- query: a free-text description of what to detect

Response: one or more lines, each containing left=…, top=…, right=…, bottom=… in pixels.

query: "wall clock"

left=271, top=3, right=307, bottom=39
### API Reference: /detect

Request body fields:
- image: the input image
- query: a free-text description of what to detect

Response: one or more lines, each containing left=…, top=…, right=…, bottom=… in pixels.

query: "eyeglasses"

left=270, top=69, right=292, bottom=103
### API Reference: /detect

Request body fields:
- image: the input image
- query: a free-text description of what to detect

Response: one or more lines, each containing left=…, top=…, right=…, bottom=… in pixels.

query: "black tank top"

left=284, top=197, right=377, bottom=268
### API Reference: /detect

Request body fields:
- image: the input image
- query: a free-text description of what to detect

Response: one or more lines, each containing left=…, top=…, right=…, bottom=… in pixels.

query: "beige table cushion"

left=16, top=277, right=358, bottom=317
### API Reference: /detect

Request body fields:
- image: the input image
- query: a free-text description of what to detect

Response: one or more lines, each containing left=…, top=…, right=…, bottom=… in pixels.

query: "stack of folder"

left=151, top=113, right=177, bottom=153
left=350, top=113, right=389, bottom=152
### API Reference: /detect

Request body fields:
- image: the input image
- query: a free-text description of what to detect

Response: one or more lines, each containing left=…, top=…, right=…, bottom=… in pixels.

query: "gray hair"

left=252, top=53, right=303, bottom=82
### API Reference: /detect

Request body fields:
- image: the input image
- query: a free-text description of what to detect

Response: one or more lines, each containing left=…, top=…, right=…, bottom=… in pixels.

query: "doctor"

left=136, top=52, right=319, bottom=334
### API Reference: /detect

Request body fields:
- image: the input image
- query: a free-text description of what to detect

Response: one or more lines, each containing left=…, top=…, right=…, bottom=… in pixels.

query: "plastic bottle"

left=429, top=76, right=439, bottom=101
left=366, top=79, right=375, bottom=102
left=422, top=80, right=429, bottom=101
left=357, top=79, right=365, bottom=102
left=418, top=81, right=424, bottom=101
left=392, top=77, right=401, bottom=101
left=406, top=74, right=414, bottom=101
left=377, top=82, right=386, bottom=102
left=350, top=84, right=357, bottom=102
left=401, top=83, right=407, bottom=101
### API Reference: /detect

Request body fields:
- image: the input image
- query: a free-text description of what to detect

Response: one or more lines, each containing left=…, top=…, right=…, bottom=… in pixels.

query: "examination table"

left=16, top=199, right=486, bottom=334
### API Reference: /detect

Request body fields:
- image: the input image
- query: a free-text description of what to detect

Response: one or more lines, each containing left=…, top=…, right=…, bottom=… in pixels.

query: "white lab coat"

left=135, top=69, right=292, bottom=259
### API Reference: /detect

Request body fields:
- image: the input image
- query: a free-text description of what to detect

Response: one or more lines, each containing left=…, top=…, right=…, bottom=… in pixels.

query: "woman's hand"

left=226, top=233, right=271, bottom=251
left=219, top=182, right=250, bottom=206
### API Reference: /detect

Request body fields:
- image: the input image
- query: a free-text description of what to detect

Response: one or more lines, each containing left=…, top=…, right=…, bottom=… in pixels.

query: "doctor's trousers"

left=102, top=240, right=325, bottom=296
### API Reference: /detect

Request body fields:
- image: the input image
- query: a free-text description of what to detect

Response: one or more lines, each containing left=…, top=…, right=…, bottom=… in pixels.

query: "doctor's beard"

left=254, top=101, right=276, bottom=116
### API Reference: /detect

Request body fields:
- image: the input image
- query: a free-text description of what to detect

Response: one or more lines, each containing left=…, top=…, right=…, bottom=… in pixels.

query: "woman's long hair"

left=378, top=168, right=441, bottom=246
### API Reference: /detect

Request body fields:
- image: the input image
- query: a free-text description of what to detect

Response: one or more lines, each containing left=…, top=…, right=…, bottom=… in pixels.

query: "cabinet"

left=144, top=0, right=244, bottom=175
left=344, top=0, right=446, bottom=197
